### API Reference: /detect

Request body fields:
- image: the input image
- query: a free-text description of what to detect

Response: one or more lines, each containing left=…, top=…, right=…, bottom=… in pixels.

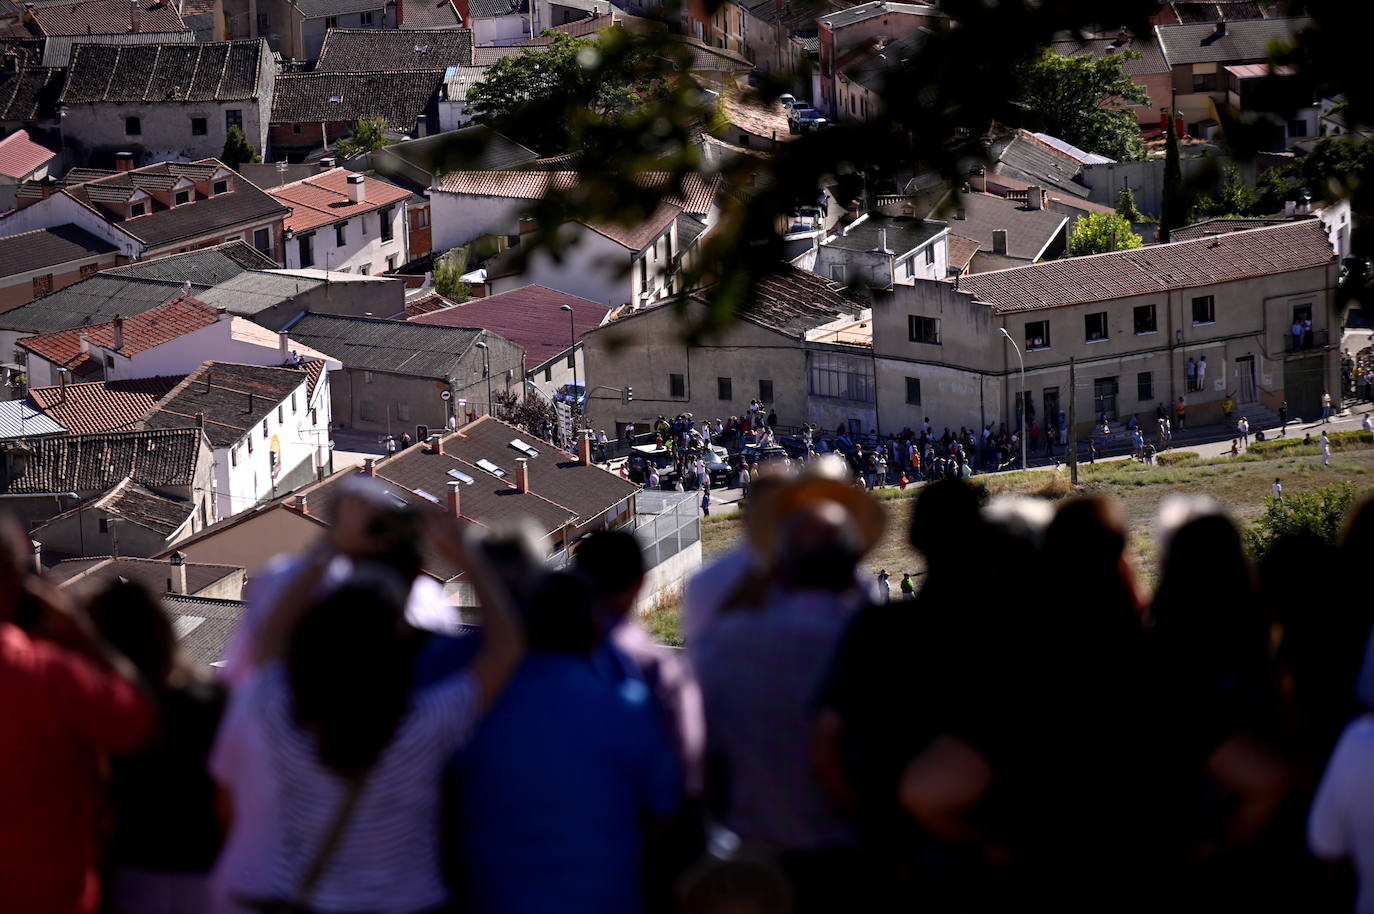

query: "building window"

left=262, top=420, right=269, bottom=438
left=125, top=116, right=141, bottom=135
left=1085, top=312, right=1109, bottom=341
left=1192, top=71, right=1217, bottom=92
left=253, top=227, right=271, bottom=255
left=1137, top=371, right=1153, bottom=402
left=386, top=254, right=397, bottom=272
left=291, top=393, right=297, bottom=412
left=924, top=244, right=935, bottom=265
left=174, top=189, right=191, bottom=206
left=360, top=10, right=374, bottom=24
left=292, top=124, right=302, bottom=135
left=544, top=367, right=552, bottom=382
left=669, top=373, right=686, bottom=398
left=809, top=351, right=874, bottom=402
left=247, top=435, right=253, bottom=453
left=905, top=376, right=921, bottom=405
left=1025, top=320, right=1050, bottom=350
left=80, top=263, right=100, bottom=277
left=566, top=352, right=575, bottom=369
left=829, top=264, right=845, bottom=282
left=1093, top=376, right=1119, bottom=419
left=335, top=223, right=347, bottom=247
left=230, top=444, right=238, bottom=467
left=1192, top=295, right=1215, bottom=325
left=758, top=379, right=773, bottom=403
left=277, top=405, right=284, bottom=423
left=226, top=109, right=243, bottom=131
left=191, top=117, right=207, bottom=136
left=32, top=274, right=52, bottom=297
left=363, top=370, right=373, bottom=384
left=1134, top=304, right=1157, bottom=334
left=359, top=264, right=370, bottom=275
left=325, top=14, right=338, bottom=26
left=213, top=179, right=229, bottom=195
left=416, top=208, right=429, bottom=228
left=380, top=206, right=395, bottom=241
left=255, top=11, right=268, bottom=30
left=718, top=377, right=732, bottom=400
left=130, top=202, right=147, bottom=217
left=397, top=401, right=410, bottom=421
left=907, top=315, right=941, bottom=345
left=359, top=400, right=377, bottom=421
left=99, top=518, right=109, bottom=533
left=298, top=233, right=315, bottom=268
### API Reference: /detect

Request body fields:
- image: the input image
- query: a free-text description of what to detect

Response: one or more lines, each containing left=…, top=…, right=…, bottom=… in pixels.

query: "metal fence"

left=633, top=490, right=701, bottom=569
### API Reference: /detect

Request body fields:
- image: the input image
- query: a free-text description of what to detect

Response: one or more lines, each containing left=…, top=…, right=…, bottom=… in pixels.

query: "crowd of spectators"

left=5, top=459, right=1374, bottom=914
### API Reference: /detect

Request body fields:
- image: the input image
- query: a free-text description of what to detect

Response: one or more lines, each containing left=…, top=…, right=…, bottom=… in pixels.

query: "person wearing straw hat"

left=877, top=570, right=891, bottom=603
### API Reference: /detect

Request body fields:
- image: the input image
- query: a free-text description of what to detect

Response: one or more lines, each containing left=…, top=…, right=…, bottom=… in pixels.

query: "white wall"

left=217, top=373, right=329, bottom=517
left=472, top=13, right=536, bottom=46
left=491, top=229, right=631, bottom=306
left=0, top=193, right=141, bottom=257
left=428, top=190, right=527, bottom=253
left=526, top=343, right=583, bottom=402
left=102, top=318, right=342, bottom=382
left=285, top=205, right=408, bottom=273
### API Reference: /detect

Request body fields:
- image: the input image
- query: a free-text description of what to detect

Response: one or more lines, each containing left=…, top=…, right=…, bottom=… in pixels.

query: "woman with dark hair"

left=1148, top=500, right=1291, bottom=908
left=87, top=579, right=226, bottom=914
left=208, top=520, right=524, bottom=914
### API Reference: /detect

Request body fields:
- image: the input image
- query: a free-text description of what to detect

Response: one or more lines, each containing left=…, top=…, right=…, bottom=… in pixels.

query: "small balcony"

left=1285, top=328, right=1329, bottom=353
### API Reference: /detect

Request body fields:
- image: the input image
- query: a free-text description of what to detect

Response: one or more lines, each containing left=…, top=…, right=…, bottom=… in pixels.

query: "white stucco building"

left=270, top=168, right=413, bottom=275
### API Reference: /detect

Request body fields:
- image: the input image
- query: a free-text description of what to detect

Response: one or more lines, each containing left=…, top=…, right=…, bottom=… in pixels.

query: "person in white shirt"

left=1363, top=413, right=1372, bottom=434
left=1309, top=714, right=1374, bottom=914
left=1272, top=478, right=1283, bottom=501
left=1323, top=390, right=1333, bottom=423
left=1238, top=417, right=1250, bottom=448
left=1322, top=430, right=1332, bottom=465
left=648, top=468, right=659, bottom=489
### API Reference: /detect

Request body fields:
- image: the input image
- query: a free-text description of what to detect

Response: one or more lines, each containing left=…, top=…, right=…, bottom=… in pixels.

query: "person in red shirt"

left=0, top=518, right=155, bottom=914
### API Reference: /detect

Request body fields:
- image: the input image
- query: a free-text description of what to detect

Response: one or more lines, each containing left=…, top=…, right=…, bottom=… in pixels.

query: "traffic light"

left=624, top=386, right=634, bottom=403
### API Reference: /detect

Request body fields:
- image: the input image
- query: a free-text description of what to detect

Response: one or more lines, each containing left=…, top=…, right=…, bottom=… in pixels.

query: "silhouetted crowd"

left=5, top=458, right=1374, bottom=914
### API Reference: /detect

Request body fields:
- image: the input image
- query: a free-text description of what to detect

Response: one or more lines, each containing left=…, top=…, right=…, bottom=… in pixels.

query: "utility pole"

left=1068, top=356, right=1078, bottom=486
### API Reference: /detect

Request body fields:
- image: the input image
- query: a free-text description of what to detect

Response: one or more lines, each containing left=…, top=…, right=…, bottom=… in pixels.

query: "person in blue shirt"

left=454, top=570, right=681, bottom=914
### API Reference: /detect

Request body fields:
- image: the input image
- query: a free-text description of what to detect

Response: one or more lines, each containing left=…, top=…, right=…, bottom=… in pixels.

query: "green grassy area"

left=646, top=440, right=1374, bottom=646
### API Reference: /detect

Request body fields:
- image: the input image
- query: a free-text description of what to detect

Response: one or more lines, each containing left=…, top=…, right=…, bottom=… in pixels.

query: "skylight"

left=475, top=458, right=506, bottom=478
left=447, top=468, right=475, bottom=485
left=413, top=488, right=440, bottom=504
left=328, top=95, right=343, bottom=103
left=509, top=438, right=540, bottom=458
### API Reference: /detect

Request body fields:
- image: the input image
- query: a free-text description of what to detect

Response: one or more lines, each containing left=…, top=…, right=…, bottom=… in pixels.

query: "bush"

left=1155, top=450, right=1201, bottom=466
left=432, top=251, right=471, bottom=303
left=1248, top=429, right=1374, bottom=455
left=1244, top=480, right=1359, bottom=563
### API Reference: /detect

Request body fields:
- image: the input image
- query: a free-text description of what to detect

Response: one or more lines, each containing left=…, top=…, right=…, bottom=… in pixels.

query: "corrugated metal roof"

left=0, top=399, right=65, bottom=438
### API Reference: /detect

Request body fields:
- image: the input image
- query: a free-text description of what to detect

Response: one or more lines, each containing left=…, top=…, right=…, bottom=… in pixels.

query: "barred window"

left=808, top=350, right=874, bottom=402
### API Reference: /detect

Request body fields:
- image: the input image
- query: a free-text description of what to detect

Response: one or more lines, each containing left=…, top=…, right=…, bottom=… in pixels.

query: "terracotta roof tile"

left=67, top=477, right=194, bottom=535
left=1, top=427, right=203, bottom=494
left=410, top=284, right=607, bottom=366
left=60, top=40, right=264, bottom=103
left=18, top=296, right=218, bottom=371
left=960, top=220, right=1335, bottom=313
left=270, top=69, right=443, bottom=130
left=28, top=376, right=183, bottom=434
left=0, top=129, right=55, bottom=179
left=404, top=291, right=455, bottom=318
left=141, top=361, right=312, bottom=447
left=471, top=45, right=539, bottom=65
left=946, top=233, right=980, bottom=271
left=686, top=265, right=871, bottom=338
left=29, top=0, right=185, bottom=35
left=435, top=169, right=718, bottom=216
left=268, top=167, right=412, bottom=233
left=315, top=27, right=470, bottom=70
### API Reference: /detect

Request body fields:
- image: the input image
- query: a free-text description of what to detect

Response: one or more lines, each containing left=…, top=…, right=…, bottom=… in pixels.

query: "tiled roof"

left=161, top=593, right=244, bottom=666
left=0, top=427, right=203, bottom=494
left=18, top=296, right=219, bottom=371
left=0, top=128, right=55, bottom=178
left=284, top=312, right=481, bottom=377
left=60, top=40, right=266, bottom=103
left=585, top=200, right=682, bottom=251
left=294, top=0, right=387, bottom=17
left=438, top=415, right=639, bottom=523
left=141, top=361, right=311, bottom=447
left=470, top=45, right=539, bottom=65
left=687, top=264, right=870, bottom=338
left=841, top=28, right=928, bottom=93
left=268, top=167, right=412, bottom=233
left=114, top=240, right=279, bottom=278
left=0, top=399, right=64, bottom=437
left=717, top=91, right=788, bottom=141
left=1168, top=216, right=1292, bottom=241
left=411, top=284, right=607, bottom=366
left=959, top=220, right=1334, bottom=313
left=47, top=554, right=242, bottom=593
left=946, top=233, right=980, bottom=271
left=818, top=0, right=944, bottom=29
left=822, top=213, right=946, bottom=256
left=435, top=169, right=718, bottom=215
left=0, top=224, right=117, bottom=278
left=1165, top=1, right=1280, bottom=24
left=30, top=476, right=195, bottom=537
left=1048, top=30, right=1171, bottom=75
left=404, top=291, right=455, bottom=318
left=315, top=27, right=471, bottom=70
left=671, top=35, right=751, bottom=70
left=1154, top=17, right=1306, bottom=66
left=270, top=69, right=443, bottom=130
left=945, top=192, right=1067, bottom=261
left=29, top=0, right=186, bottom=35
left=376, top=125, right=539, bottom=177
left=300, top=358, right=325, bottom=400
left=398, top=0, right=463, bottom=28
left=28, top=376, right=182, bottom=434
left=467, top=0, right=526, bottom=20
left=0, top=65, right=63, bottom=120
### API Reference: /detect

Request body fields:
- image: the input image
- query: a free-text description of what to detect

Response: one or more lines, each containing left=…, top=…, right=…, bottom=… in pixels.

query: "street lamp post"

left=560, top=304, right=577, bottom=425
left=999, top=327, right=1027, bottom=472
left=474, top=341, right=492, bottom=417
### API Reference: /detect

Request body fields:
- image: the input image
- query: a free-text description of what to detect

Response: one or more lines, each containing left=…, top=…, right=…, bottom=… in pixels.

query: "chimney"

left=58, top=369, right=67, bottom=401
left=992, top=229, right=1008, bottom=256
left=415, top=114, right=427, bottom=138
left=205, top=368, right=213, bottom=393
left=78, top=331, right=89, bottom=354
left=129, top=0, right=138, bottom=32
left=293, top=493, right=308, bottom=513
left=363, top=457, right=376, bottom=477
left=447, top=481, right=461, bottom=519
left=194, top=411, right=204, bottom=430
left=115, top=151, right=134, bottom=172
left=577, top=430, right=593, bottom=466
left=515, top=457, right=529, bottom=493
left=318, top=157, right=336, bottom=170
left=112, top=314, right=124, bottom=350
left=1109, top=229, right=1118, bottom=252
left=30, top=539, right=40, bottom=574
left=347, top=173, right=365, bottom=204
left=1285, top=199, right=1297, bottom=217
left=429, top=433, right=443, bottom=455
left=1026, top=186, right=1043, bottom=210
left=876, top=228, right=890, bottom=253
left=278, top=330, right=289, bottom=361
left=247, top=391, right=254, bottom=413
left=169, top=550, right=188, bottom=594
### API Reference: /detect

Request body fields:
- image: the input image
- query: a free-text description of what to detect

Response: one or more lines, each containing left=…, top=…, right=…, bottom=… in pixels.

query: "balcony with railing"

left=1285, top=328, right=1329, bottom=353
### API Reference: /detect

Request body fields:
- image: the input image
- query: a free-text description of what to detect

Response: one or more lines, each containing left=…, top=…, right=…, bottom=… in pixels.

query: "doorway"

left=1235, top=355, right=1257, bottom=403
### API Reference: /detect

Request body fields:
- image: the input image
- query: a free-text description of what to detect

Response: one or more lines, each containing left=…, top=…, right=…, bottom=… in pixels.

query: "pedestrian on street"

left=876, top=570, right=890, bottom=603
left=1279, top=401, right=1288, bottom=436
left=1222, top=395, right=1234, bottom=421
left=899, top=572, right=915, bottom=600
left=1176, top=396, right=1187, bottom=430
left=385, top=436, right=397, bottom=456
left=1238, top=417, right=1250, bottom=448
left=1273, top=478, right=1283, bottom=501
left=1323, top=390, right=1333, bottom=423
left=1321, top=430, right=1331, bottom=466
left=701, top=486, right=711, bottom=517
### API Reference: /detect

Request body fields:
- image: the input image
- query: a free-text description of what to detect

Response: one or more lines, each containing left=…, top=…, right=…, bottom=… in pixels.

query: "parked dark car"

left=741, top=444, right=789, bottom=466
left=777, top=435, right=810, bottom=459
left=627, top=445, right=677, bottom=487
